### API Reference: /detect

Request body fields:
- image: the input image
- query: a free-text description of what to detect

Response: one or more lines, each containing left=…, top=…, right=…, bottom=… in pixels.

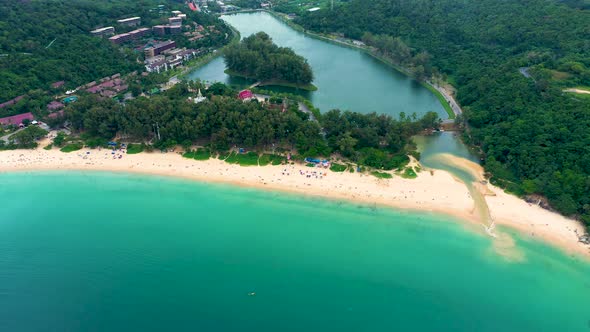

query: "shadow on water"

left=414, top=132, right=495, bottom=234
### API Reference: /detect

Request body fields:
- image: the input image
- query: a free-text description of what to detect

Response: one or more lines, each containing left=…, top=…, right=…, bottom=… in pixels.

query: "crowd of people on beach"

left=299, top=169, right=327, bottom=179
left=280, top=165, right=328, bottom=180
left=75, top=145, right=127, bottom=160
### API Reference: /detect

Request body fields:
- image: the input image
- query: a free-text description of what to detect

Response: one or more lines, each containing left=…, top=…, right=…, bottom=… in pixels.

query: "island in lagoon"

left=223, top=32, right=317, bottom=91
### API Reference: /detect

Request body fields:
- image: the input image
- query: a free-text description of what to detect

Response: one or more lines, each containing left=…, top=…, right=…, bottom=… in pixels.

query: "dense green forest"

left=0, top=0, right=153, bottom=103
left=0, top=0, right=230, bottom=111
left=295, top=0, right=590, bottom=226
left=11, top=81, right=438, bottom=168
left=224, top=32, right=314, bottom=86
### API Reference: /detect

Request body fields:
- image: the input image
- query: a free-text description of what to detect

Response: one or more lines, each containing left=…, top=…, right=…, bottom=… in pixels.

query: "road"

left=429, top=82, right=463, bottom=118
left=1, top=128, right=22, bottom=143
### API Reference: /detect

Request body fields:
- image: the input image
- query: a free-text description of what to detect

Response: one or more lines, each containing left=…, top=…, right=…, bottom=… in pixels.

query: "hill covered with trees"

left=224, top=32, right=315, bottom=90
left=0, top=0, right=231, bottom=110
left=294, top=0, right=590, bottom=227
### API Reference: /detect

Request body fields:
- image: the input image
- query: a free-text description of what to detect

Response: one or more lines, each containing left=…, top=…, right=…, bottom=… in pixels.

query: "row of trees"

left=361, top=33, right=433, bottom=81
left=224, top=32, right=314, bottom=85
left=56, top=82, right=436, bottom=162
left=294, top=0, right=590, bottom=226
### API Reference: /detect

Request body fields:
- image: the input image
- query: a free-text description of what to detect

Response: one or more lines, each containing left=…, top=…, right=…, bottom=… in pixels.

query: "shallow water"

left=415, top=132, right=492, bottom=228
left=187, top=12, right=446, bottom=118
left=0, top=172, right=589, bottom=331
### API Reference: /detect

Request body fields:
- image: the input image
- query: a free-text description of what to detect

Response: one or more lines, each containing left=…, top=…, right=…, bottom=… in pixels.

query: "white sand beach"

left=0, top=146, right=588, bottom=258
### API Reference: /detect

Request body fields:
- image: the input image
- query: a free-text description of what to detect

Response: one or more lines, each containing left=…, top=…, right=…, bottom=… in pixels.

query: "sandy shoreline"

left=1, top=147, right=588, bottom=258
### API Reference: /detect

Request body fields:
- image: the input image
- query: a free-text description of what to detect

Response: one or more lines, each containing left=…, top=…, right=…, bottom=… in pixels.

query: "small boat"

left=248, top=292, right=256, bottom=296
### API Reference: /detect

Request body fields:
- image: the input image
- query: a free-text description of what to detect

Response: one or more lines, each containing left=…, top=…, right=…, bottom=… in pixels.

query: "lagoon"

left=187, top=12, right=446, bottom=118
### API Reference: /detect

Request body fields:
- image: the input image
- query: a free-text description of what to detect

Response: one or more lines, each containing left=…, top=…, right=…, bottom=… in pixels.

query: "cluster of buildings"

left=144, top=41, right=204, bottom=73
left=184, top=23, right=207, bottom=42
left=90, top=17, right=141, bottom=40
left=84, top=74, right=128, bottom=98
left=152, top=12, right=187, bottom=36
left=91, top=11, right=190, bottom=45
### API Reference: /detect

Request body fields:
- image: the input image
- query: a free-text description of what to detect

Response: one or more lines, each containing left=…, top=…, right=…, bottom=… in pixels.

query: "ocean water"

left=0, top=172, right=589, bottom=331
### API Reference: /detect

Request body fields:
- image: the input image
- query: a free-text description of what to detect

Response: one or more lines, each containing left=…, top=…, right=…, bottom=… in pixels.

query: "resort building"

left=0, top=95, right=25, bottom=109
left=144, top=40, right=177, bottom=57
left=152, top=24, right=181, bottom=35
left=168, top=25, right=182, bottom=34
left=117, top=17, right=141, bottom=27
left=169, top=17, right=182, bottom=26
left=152, top=25, right=168, bottom=36
left=90, top=26, right=115, bottom=37
left=0, top=112, right=34, bottom=127
left=144, top=48, right=202, bottom=73
left=109, top=28, right=150, bottom=44
left=109, top=33, right=132, bottom=44
left=128, top=28, right=150, bottom=39
left=145, top=59, right=168, bottom=73
left=47, top=101, right=65, bottom=111
left=51, top=81, right=65, bottom=89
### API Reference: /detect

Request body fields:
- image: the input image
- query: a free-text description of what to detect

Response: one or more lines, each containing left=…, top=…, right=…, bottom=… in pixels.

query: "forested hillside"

left=0, top=0, right=158, bottom=102
left=295, top=0, right=590, bottom=226
left=0, top=0, right=232, bottom=113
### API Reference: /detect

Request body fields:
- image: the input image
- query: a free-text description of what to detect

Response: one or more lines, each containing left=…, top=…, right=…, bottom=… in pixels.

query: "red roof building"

left=0, top=112, right=34, bottom=126
left=47, top=101, right=65, bottom=110
left=0, top=95, right=25, bottom=109
left=51, top=81, right=65, bottom=89
left=238, top=89, right=254, bottom=100
left=48, top=110, right=65, bottom=119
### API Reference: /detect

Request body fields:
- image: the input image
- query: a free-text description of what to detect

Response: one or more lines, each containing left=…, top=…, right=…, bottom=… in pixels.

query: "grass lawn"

left=225, top=151, right=260, bottom=166
left=259, top=154, right=286, bottom=166
left=329, top=163, right=347, bottom=172
left=193, top=148, right=211, bottom=160
left=423, top=83, right=455, bottom=119
left=60, top=143, right=83, bottom=153
left=184, top=148, right=211, bottom=160
left=399, top=167, right=418, bottom=179
left=371, top=171, right=393, bottom=179
left=217, top=151, right=232, bottom=160
left=43, top=144, right=53, bottom=150
left=126, top=144, right=144, bottom=154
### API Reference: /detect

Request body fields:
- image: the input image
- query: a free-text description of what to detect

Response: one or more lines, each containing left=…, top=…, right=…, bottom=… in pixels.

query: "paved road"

left=429, top=82, right=463, bottom=118
left=0, top=128, right=22, bottom=143
left=297, top=102, right=317, bottom=122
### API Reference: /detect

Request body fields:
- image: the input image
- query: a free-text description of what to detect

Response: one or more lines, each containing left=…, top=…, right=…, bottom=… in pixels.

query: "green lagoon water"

left=1, top=172, right=589, bottom=331
left=187, top=12, right=446, bottom=118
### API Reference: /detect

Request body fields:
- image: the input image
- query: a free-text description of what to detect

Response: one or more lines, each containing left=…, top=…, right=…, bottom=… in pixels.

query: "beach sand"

left=0, top=146, right=588, bottom=258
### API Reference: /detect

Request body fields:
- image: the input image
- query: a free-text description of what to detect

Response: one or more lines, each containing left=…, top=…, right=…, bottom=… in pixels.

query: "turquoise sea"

left=0, top=172, right=589, bottom=331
